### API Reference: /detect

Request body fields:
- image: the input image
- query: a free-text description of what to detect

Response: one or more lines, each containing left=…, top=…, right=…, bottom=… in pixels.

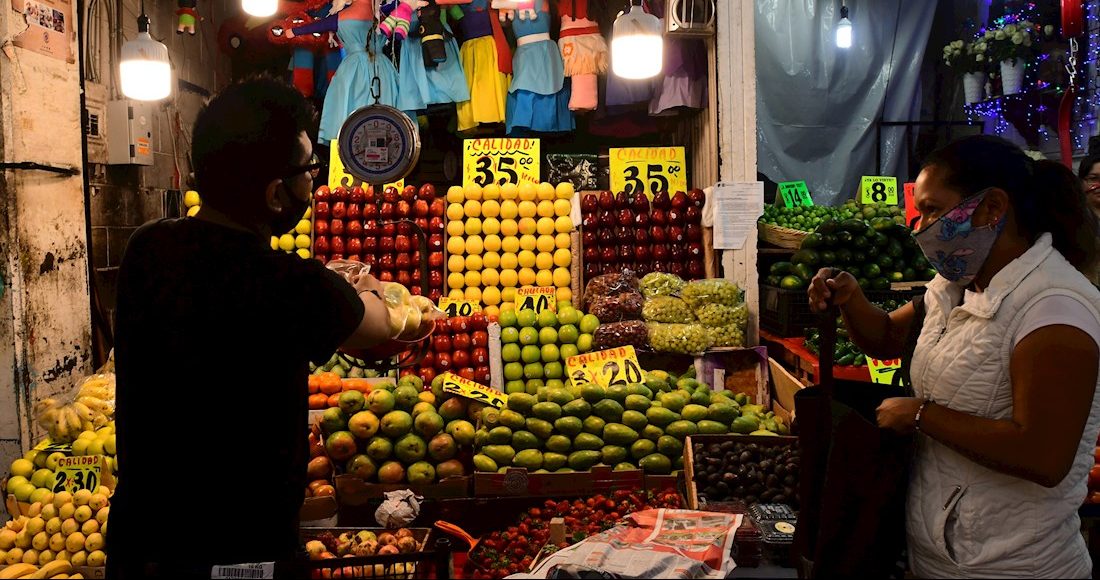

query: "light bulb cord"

left=839, top=3, right=848, bottom=20
left=137, top=0, right=149, bottom=33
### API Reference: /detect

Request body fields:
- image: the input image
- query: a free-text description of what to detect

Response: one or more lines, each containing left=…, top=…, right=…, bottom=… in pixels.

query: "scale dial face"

left=337, top=105, right=421, bottom=185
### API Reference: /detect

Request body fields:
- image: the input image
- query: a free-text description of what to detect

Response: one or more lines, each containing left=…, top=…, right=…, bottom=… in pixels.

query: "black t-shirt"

left=107, top=218, right=364, bottom=569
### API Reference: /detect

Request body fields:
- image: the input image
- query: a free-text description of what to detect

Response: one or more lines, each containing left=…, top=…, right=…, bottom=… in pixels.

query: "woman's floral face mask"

left=914, top=189, right=1004, bottom=287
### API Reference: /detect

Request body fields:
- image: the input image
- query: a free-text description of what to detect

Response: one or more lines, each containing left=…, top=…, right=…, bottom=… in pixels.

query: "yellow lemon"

left=278, top=234, right=295, bottom=252
left=448, top=272, right=466, bottom=289
left=557, top=287, right=573, bottom=303
left=500, top=200, right=519, bottom=219
left=501, top=236, right=521, bottom=254
left=554, top=248, right=572, bottom=267
left=500, top=301, right=516, bottom=312
left=187, top=205, right=200, bottom=217
left=501, top=183, right=519, bottom=200
left=536, top=235, right=556, bottom=253
left=447, top=236, right=465, bottom=255
left=183, top=190, right=201, bottom=207
left=500, top=269, right=519, bottom=288
left=464, top=184, right=483, bottom=201
left=464, top=286, right=482, bottom=302
left=482, top=217, right=501, bottom=236
left=535, top=269, right=554, bottom=287
left=483, top=183, right=502, bottom=201
left=555, top=216, right=574, bottom=233
left=448, top=255, right=466, bottom=273
left=446, top=203, right=465, bottom=221
left=500, top=219, right=519, bottom=237
left=518, top=217, right=537, bottom=235
left=464, top=199, right=482, bottom=218
left=303, top=206, right=311, bottom=219
left=446, top=220, right=466, bottom=237
left=481, top=268, right=500, bottom=287
left=502, top=287, right=518, bottom=302
left=536, top=182, right=556, bottom=201
left=465, top=217, right=483, bottom=236
left=553, top=267, right=572, bottom=287
left=518, top=182, right=537, bottom=201
left=465, top=235, right=484, bottom=255
left=446, top=185, right=465, bottom=203
left=536, top=200, right=555, bottom=218
left=518, top=250, right=537, bottom=268
left=465, top=270, right=482, bottom=288
left=465, top=254, right=483, bottom=271
left=535, top=252, right=554, bottom=271
left=518, top=200, right=537, bottom=218
left=484, top=235, right=502, bottom=253
left=481, top=200, right=501, bottom=218
left=483, top=251, right=501, bottom=269
left=536, top=217, right=555, bottom=236
left=555, top=232, right=571, bottom=249
left=519, top=234, right=537, bottom=251
left=519, top=268, right=537, bottom=286
left=295, top=219, right=312, bottom=235
left=296, top=248, right=312, bottom=259
left=554, top=199, right=572, bottom=217
left=271, top=236, right=280, bottom=250
left=555, top=182, right=575, bottom=200
left=295, top=234, right=311, bottom=249
left=483, top=287, right=502, bottom=306
left=500, top=252, right=519, bottom=269
left=449, top=288, right=465, bottom=300
left=484, top=304, right=501, bottom=318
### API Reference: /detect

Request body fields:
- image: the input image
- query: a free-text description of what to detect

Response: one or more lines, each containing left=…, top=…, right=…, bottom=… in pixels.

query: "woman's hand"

left=876, top=397, right=924, bottom=434
left=352, top=272, right=384, bottom=298
left=808, top=268, right=860, bottom=312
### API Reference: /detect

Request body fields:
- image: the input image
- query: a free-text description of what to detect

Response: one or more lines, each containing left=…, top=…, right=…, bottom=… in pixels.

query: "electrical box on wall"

left=84, top=82, right=108, bottom=164
left=107, top=100, right=153, bottom=166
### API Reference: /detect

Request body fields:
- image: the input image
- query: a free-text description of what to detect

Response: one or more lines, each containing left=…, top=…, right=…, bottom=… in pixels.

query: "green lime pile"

left=499, top=304, right=600, bottom=396
left=472, top=369, right=788, bottom=476
left=759, top=205, right=837, bottom=233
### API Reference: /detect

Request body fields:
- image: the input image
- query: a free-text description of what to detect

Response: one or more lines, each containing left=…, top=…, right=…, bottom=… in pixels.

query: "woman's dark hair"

left=922, top=135, right=1097, bottom=273
left=191, top=76, right=316, bottom=219
left=1078, top=154, right=1100, bottom=180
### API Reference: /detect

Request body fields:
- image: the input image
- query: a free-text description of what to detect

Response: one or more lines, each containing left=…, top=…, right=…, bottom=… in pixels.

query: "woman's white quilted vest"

left=907, top=234, right=1100, bottom=578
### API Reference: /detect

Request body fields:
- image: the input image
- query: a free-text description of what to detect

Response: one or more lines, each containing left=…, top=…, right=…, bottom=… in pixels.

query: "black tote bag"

left=793, top=305, right=919, bottom=579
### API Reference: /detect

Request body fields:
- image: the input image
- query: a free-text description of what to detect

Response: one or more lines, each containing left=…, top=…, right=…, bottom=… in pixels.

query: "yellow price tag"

left=867, top=357, right=902, bottom=385
left=463, top=138, right=541, bottom=188
left=609, top=147, right=687, bottom=198
left=439, top=372, right=508, bottom=408
left=329, top=144, right=403, bottom=192
left=54, top=455, right=106, bottom=494
left=516, top=286, right=556, bottom=313
left=860, top=176, right=899, bottom=205
left=566, top=346, right=645, bottom=390
left=438, top=298, right=482, bottom=317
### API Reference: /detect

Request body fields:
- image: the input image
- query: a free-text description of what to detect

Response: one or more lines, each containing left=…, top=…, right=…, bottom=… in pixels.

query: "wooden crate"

left=683, top=434, right=799, bottom=510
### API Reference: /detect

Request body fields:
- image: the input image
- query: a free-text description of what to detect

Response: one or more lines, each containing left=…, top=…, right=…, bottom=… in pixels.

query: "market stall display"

left=686, top=435, right=799, bottom=509
left=409, top=313, right=495, bottom=387
left=499, top=306, right=598, bottom=395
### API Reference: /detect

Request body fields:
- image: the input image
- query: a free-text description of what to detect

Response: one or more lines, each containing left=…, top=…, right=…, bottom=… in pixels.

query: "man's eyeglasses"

left=281, top=161, right=323, bottom=180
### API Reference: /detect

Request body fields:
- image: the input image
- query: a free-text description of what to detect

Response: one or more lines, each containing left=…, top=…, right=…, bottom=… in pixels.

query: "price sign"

left=867, top=358, right=902, bottom=385
left=328, top=143, right=403, bottom=192
left=860, top=176, right=899, bottom=205
left=777, top=181, right=813, bottom=207
left=903, top=182, right=920, bottom=229
left=463, top=138, right=540, bottom=187
left=609, top=147, right=687, bottom=198
left=566, top=346, right=644, bottom=390
left=53, top=455, right=106, bottom=494
left=438, top=298, right=482, bottom=317
left=516, top=286, right=556, bottom=313
left=33, top=439, right=71, bottom=454
left=439, top=372, right=508, bottom=408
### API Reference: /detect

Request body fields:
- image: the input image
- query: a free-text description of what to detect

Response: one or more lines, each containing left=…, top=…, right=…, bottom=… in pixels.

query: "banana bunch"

left=0, top=561, right=81, bottom=578
left=34, top=375, right=115, bottom=445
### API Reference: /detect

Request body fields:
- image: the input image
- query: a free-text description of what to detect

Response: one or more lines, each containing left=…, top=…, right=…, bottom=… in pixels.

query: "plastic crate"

left=300, top=528, right=452, bottom=580
left=759, top=284, right=924, bottom=338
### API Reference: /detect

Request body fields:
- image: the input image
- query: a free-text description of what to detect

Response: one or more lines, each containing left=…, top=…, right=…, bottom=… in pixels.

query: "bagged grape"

left=583, top=269, right=640, bottom=309
left=695, top=303, right=740, bottom=327
left=708, top=324, right=747, bottom=348
left=590, top=291, right=645, bottom=323
left=681, top=279, right=743, bottom=309
left=594, top=320, right=649, bottom=349
left=642, top=296, right=697, bottom=323
left=648, top=323, right=714, bottom=354
left=639, top=272, right=686, bottom=298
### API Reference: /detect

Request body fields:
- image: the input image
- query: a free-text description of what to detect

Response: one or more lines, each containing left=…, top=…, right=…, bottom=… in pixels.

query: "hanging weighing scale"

left=336, top=104, right=421, bottom=186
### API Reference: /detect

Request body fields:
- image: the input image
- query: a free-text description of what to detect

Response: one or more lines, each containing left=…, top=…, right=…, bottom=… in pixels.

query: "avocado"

left=603, top=424, right=640, bottom=447
left=513, top=449, right=544, bottom=470
left=840, top=218, right=868, bottom=235
left=593, top=399, right=625, bottom=423
left=506, top=393, right=536, bottom=414
left=638, top=453, right=672, bottom=475
left=791, top=249, right=820, bottom=267
left=601, top=445, right=629, bottom=465
left=555, top=416, right=583, bottom=437
left=769, top=261, right=795, bottom=276
left=473, top=454, right=498, bottom=472
left=532, top=402, right=563, bottom=422
left=622, top=410, right=649, bottom=431
left=562, top=399, right=592, bottom=419
left=800, top=233, right=824, bottom=249
left=482, top=445, right=515, bottom=466
left=567, top=450, right=601, bottom=471
left=573, top=432, right=604, bottom=451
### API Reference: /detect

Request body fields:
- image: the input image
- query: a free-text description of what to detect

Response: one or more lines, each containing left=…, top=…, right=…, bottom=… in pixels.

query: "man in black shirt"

left=107, top=77, right=392, bottom=577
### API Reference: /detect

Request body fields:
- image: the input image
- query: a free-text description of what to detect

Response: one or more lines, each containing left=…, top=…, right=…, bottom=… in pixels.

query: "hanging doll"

left=269, top=0, right=344, bottom=98
left=381, top=0, right=471, bottom=115
left=286, top=0, right=401, bottom=144
left=648, top=0, right=705, bottom=116
left=500, top=0, right=574, bottom=135
left=177, top=0, right=199, bottom=35
left=557, top=0, right=607, bottom=112
left=454, top=0, right=512, bottom=131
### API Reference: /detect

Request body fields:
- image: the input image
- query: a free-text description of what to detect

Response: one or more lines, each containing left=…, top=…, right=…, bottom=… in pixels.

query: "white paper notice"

left=712, top=182, right=765, bottom=250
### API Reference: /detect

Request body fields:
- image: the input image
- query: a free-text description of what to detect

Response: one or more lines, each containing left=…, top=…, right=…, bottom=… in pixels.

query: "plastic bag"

left=593, top=320, right=649, bottom=350
left=326, top=258, right=371, bottom=281
left=35, top=373, right=116, bottom=444
left=647, top=323, right=713, bottom=354
left=583, top=269, right=640, bottom=309
left=694, top=303, right=746, bottom=327
left=680, top=279, right=743, bottom=309
left=708, top=324, right=746, bottom=348
left=642, top=296, right=697, bottom=324
left=374, top=490, right=422, bottom=529
left=639, top=272, right=686, bottom=299
left=327, top=260, right=444, bottom=340
left=590, top=291, right=645, bottom=323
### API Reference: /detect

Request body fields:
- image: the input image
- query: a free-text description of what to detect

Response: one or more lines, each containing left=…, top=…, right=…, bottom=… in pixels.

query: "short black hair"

left=191, top=76, right=316, bottom=218
left=1078, top=154, right=1100, bottom=180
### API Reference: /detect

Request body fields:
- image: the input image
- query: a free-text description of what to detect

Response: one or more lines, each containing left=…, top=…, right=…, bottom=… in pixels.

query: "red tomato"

left=1089, top=465, right=1100, bottom=488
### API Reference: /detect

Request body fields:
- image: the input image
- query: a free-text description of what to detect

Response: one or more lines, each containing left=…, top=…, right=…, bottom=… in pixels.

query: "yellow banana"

left=68, top=402, right=94, bottom=423
left=27, top=560, right=71, bottom=579
left=75, top=397, right=111, bottom=416
left=0, top=563, right=39, bottom=579
left=90, top=414, right=108, bottom=429
left=66, top=574, right=82, bottom=580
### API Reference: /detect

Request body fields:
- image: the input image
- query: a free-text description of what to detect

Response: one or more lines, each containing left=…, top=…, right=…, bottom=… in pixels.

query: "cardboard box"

left=300, top=495, right=339, bottom=527
left=769, top=356, right=806, bottom=412
left=335, top=474, right=471, bottom=506
left=699, top=346, right=770, bottom=407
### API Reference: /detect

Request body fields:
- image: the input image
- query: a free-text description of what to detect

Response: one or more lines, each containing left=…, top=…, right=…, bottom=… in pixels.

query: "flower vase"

left=1000, top=58, right=1025, bottom=95
left=962, top=72, right=987, bottom=104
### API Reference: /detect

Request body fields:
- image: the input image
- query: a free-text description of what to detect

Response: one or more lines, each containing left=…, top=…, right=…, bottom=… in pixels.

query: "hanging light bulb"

left=242, top=0, right=278, bottom=17
left=119, top=1, right=171, bottom=101
left=836, top=2, right=852, bottom=49
left=611, top=0, right=663, bottom=79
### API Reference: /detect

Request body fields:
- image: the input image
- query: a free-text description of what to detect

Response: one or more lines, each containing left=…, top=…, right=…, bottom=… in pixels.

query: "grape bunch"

left=708, top=324, right=746, bottom=348
left=639, top=272, right=687, bottom=298
left=642, top=296, right=696, bottom=324
left=647, top=323, right=713, bottom=354
left=680, top=279, right=742, bottom=310
left=696, top=303, right=741, bottom=326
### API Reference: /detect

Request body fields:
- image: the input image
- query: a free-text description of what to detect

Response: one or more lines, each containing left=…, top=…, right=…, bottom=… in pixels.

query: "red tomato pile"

left=400, top=314, right=495, bottom=386
left=465, top=489, right=683, bottom=579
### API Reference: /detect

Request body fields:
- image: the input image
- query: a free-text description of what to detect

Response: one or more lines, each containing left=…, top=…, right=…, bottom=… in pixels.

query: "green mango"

left=568, top=450, right=601, bottom=471
left=562, top=399, right=592, bottom=419
left=657, top=435, right=683, bottom=457
left=680, top=404, right=708, bottom=423
left=543, top=452, right=568, bottom=471
left=513, top=449, right=544, bottom=470
left=582, top=415, right=606, bottom=437
left=498, top=410, right=527, bottom=431
left=546, top=435, right=572, bottom=454
left=625, top=394, right=652, bottom=412
left=630, top=439, right=657, bottom=460
left=481, top=445, right=515, bottom=466
left=730, top=416, right=758, bottom=434
left=581, top=384, right=606, bottom=403
left=646, top=406, right=679, bottom=427
left=642, top=424, right=664, bottom=441
left=473, top=454, right=498, bottom=472
left=665, top=420, right=700, bottom=440
left=554, top=416, right=584, bottom=437
left=573, top=432, right=604, bottom=451
left=603, top=424, right=640, bottom=447
left=638, top=453, right=672, bottom=475
left=697, top=420, right=728, bottom=434
left=507, top=393, right=537, bottom=414
left=601, top=445, right=629, bottom=465
left=593, top=399, right=625, bottom=423
left=512, top=430, right=540, bottom=450
left=526, top=418, right=554, bottom=440
left=488, top=426, right=513, bottom=445
left=621, top=410, right=649, bottom=431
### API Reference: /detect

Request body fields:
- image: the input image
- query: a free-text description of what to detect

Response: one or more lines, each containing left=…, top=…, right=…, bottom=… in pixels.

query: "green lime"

left=558, top=324, right=580, bottom=344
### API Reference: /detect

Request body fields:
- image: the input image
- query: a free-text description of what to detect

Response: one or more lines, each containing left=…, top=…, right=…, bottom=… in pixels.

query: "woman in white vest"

left=809, top=135, right=1100, bottom=578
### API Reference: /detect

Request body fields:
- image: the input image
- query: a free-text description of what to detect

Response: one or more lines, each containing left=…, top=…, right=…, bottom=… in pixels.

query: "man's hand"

left=876, top=397, right=924, bottom=434
left=808, top=268, right=859, bottom=312
left=352, top=272, right=384, bottom=298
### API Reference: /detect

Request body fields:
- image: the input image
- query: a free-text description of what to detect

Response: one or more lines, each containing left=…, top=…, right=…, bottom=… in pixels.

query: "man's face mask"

left=914, top=189, right=1004, bottom=287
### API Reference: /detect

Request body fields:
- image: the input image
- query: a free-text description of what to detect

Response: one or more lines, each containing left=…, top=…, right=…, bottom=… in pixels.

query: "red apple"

left=688, top=188, right=706, bottom=207
left=688, top=260, right=705, bottom=278
left=471, top=347, right=489, bottom=367
left=582, top=231, right=597, bottom=248
left=363, top=220, right=379, bottom=236
left=331, top=253, right=344, bottom=261
left=331, top=237, right=346, bottom=255
left=584, top=246, right=600, bottom=263
left=598, top=229, right=615, bottom=245
left=396, top=253, right=411, bottom=270
left=379, top=271, right=394, bottom=282
left=428, top=234, right=444, bottom=251
left=634, top=263, right=652, bottom=276
left=667, top=226, right=685, bottom=244
left=349, top=186, right=366, bottom=204
left=634, top=245, right=651, bottom=262
left=413, top=200, right=429, bottom=217
left=429, top=199, right=446, bottom=218
left=380, top=203, right=395, bottom=219
left=421, top=350, right=436, bottom=369
left=315, top=252, right=328, bottom=263
left=382, top=223, right=397, bottom=236
left=452, top=317, right=471, bottom=333
left=584, top=262, right=601, bottom=280
left=330, top=219, right=345, bottom=236
left=429, top=217, right=445, bottom=233
left=687, top=242, right=703, bottom=259
left=379, top=254, right=396, bottom=270
left=435, top=351, right=453, bottom=371
left=397, top=270, right=412, bottom=288
left=362, top=237, right=378, bottom=254
left=362, top=204, right=379, bottom=220
left=415, top=218, right=429, bottom=233
left=429, top=253, right=444, bottom=269
left=412, top=250, right=422, bottom=264
left=332, top=186, right=348, bottom=202
left=420, top=368, right=437, bottom=385
left=635, top=212, right=650, bottom=228
left=651, top=226, right=667, bottom=243
left=396, top=201, right=412, bottom=218
left=314, top=236, right=330, bottom=254
left=476, top=366, right=491, bottom=384
left=634, top=228, right=649, bottom=244
left=601, top=263, right=619, bottom=274
left=314, top=219, right=330, bottom=236
left=314, top=185, right=331, bottom=202
left=379, top=237, right=395, bottom=253
left=472, top=331, right=489, bottom=348
left=458, top=367, right=477, bottom=382
left=430, top=271, right=444, bottom=289
left=652, top=191, right=671, bottom=210
left=581, top=193, right=599, bottom=213
left=600, top=247, right=617, bottom=263
left=402, top=185, right=417, bottom=203
left=397, top=222, right=412, bottom=236
left=383, top=186, right=400, bottom=203
left=686, top=224, right=703, bottom=242
left=419, top=183, right=437, bottom=200
left=615, top=191, right=630, bottom=209
left=582, top=215, right=598, bottom=230
left=411, top=269, right=422, bottom=283
left=452, top=350, right=470, bottom=368
left=452, top=333, right=471, bottom=351
left=671, top=191, right=688, bottom=209
left=347, top=238, right=363, bottom=255
left=653, top=245, right=669, bottom=261
left=669, top=244, right=685, bottom=260
left=361, top=254, right=375, bottom=266
left=346, top=221, right=363, bottom=238
left=598, top=191, right=614, bottom=210
left=669, top=262, right=685, bottom=277
left=651, top=209, right=668, bottom=226
left=469, top=314, right=488, bottom=331
left=347, top=253, right=362, bottom=263
left=395, top=237, right=412, bottom=253
left=633, top=193, right=650, bottom=213
left=617, top=209, right=634, bottom=227
left=598, top=210, right=615, bottom=227
left=685, top=206, right=702, bottom=223
left=615, top=226, right=631, bottom=242
left=618, top=246, right=633, bottom=262
left=331, top=202, right=347, bottom=219
left=346, top=203, right=362, bottom=220
left=653, top=261, right=668, bottom=273
left=314, top=202, right=331, bottom=220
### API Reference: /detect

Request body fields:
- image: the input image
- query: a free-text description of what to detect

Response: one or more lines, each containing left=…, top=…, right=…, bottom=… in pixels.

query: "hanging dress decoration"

left=455, top=0, right=512, bottom=131
left=387, top=1, right=471, bottom=115
left=557, top=0, right=607, bottom=112
left=648, top=36, right=707, bottom=115
left=288, top=0, right=401, bottom=144
left=502, top=0, right=575, bottom=134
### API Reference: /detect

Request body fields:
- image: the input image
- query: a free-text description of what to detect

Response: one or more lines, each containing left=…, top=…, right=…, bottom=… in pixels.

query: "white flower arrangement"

left=987, top=20, right=1038, bottom=63
left=944, top=39, right=987, bottom=73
